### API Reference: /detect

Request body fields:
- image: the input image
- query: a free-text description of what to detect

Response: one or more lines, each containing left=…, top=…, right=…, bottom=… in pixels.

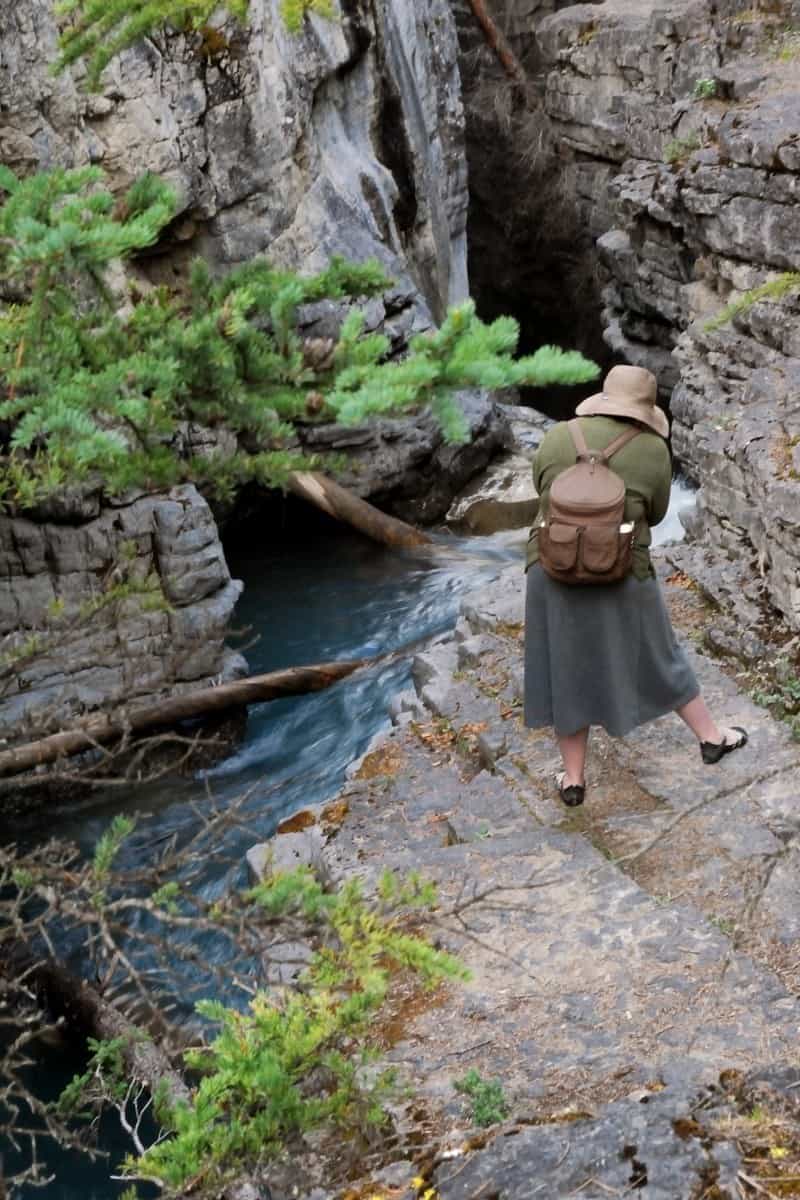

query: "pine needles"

left=0, top=164, right=599, bottom=512
left=52, top=0, right=338, bottom=91
left=281, top=0, right=337, bottom=34
left=53, top=0, right=248, bottom=89
left=703, top=272, right=800, bottom=332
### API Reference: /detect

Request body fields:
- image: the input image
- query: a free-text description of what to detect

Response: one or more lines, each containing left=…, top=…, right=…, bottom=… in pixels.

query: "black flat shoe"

left=556, top=772, right=585, bottom=807
left=700, top=726, right=748, bottom=765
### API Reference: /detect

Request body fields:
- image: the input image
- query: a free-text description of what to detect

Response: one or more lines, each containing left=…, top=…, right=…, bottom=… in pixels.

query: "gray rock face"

left=536, top=0, right=800, bottom=627
left=0, top=0, right=468, bottom=323
left=0, top=0, right=479, bottom=737
left=0, top=486, right=245, bottom=741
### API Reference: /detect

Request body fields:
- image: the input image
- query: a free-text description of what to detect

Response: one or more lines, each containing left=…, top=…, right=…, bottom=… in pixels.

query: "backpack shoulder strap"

left=567, top=418, right=590, bottom=460
left=568, top=419, right=642, bottom=463
left=599, top=427, right=642, bottom=462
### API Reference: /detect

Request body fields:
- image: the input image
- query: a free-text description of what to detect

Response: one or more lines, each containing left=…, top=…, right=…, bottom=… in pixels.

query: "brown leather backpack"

left=537, top=419, right=641, bottom=585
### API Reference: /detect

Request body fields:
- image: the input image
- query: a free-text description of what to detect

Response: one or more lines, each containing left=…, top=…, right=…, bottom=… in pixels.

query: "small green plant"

left=454, top=1068, right=510, bottom=1127
left=693, top=78, right=718, bottom=99
left=704, top=271, right=800, bottom=331
left=664, top=132, right=702, bottom=163
left=281, top=0, right=337, bottom=34
left=709, top=914, right=735, bottom=937
left=53, top=0, right=339, bottom=90
left=58, top=1036, right=136, bottom=1115
left=751, top=669, right=800, bottom=740
left=110, top=867, right=470, bottom=1189
left=53, top=0, right=251, bottom=90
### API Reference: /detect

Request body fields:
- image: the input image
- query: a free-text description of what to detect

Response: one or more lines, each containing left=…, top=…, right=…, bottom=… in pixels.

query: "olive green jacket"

left=526, top=416, right=672, bottom=580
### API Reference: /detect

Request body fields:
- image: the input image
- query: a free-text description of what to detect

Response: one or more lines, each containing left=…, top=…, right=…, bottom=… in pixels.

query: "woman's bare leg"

left=675, top=694, right=732, bottom=744
left=675, top=695, right=721, bottom=743
left=556, top=727, right=590, bottom=787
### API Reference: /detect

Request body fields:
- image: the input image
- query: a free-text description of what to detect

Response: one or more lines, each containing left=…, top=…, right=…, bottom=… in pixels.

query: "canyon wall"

left=532, top=0, right=800, bottom=628
left=0, top=0, right=497, bottom=740
left=1, top=0, right=468, bottom=319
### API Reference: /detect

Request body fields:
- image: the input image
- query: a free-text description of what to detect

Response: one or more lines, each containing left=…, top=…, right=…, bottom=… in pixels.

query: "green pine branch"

left=703, top=272, right=800, bottom=332
left=0, top=164, right=599, bottom=512
left=52, top=0, right=337, bottom=91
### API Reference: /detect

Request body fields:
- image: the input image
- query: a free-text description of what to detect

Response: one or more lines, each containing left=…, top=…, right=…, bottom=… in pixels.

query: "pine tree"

left=0, top=165, right=599, bottom=511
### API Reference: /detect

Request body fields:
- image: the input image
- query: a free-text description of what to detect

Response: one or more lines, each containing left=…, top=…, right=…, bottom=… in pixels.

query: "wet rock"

left=445, top=405, right=552, bottom=534
left=446, top=454, right=538, bottom=535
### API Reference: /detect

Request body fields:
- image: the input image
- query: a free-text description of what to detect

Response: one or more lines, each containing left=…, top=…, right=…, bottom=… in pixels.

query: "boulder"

left=445, top=403, right=551, bottom=533
left=446, top=454, right=538, bottom=535
left=300, top=390, right=513, bottom=524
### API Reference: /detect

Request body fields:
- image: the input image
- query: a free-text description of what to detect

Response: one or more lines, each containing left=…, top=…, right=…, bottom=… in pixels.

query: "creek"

left=4, top=475, right=696, bottom=1198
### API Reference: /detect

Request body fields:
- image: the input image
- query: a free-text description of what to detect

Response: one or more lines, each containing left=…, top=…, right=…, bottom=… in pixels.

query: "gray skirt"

left=524, top=564, right=699, bottom=738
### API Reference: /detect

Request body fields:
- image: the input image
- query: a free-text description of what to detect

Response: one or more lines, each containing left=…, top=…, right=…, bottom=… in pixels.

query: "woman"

left=524, top=364, right=747, bottom=807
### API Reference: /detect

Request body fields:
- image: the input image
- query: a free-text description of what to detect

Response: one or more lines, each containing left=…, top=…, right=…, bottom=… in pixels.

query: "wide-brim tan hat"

left=575, top=364, right=669, bottom=439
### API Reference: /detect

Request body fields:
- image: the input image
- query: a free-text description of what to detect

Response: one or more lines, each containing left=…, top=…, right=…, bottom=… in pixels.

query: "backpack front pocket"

left=581, top=525, right=620, bottom=573
left=543, top=522, right=580, bottom=571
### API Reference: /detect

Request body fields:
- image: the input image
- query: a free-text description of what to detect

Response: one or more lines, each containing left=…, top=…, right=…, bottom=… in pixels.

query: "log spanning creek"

left=4, top=477, right=696, bottom=1197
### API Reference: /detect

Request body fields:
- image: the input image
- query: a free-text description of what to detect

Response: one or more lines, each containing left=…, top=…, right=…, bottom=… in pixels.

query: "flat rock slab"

left=614, top=645, right=800, bottom=810
left=258, top=556, right=800, bottom=1197
left=434, top=1085, right=739, bottom=1200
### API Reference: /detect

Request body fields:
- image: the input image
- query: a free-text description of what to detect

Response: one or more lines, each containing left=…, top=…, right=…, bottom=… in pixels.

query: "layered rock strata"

left=535, top=0, right=800, bottom=626
left=0, top=0, right=468, bottom=322
left=0, top=486, right=244, bottom=742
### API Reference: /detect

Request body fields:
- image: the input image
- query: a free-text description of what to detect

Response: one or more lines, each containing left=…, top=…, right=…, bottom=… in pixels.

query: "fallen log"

left=3, top=953, right=190, bottom=1110
left=0, top=658, right=366, bottom=780
left=287, top=470, right=432, bottom=549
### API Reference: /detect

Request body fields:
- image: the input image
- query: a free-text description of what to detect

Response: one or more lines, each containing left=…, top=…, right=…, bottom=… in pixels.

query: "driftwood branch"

left=287, top=470, right=432, bottom=549
left=466, top=0, right=528, bottom=89
left=0, top=658, right=365, bottom=779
